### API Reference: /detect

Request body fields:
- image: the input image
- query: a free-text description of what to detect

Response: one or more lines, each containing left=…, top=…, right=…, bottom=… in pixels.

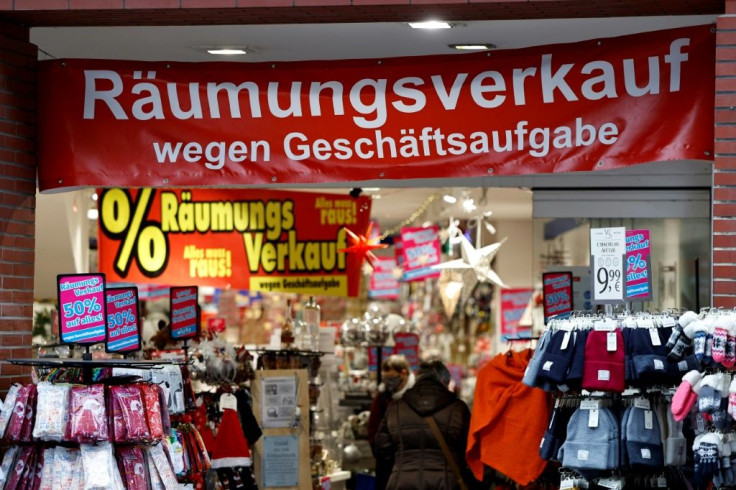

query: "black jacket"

left=374, top=377, right=474, bottom=490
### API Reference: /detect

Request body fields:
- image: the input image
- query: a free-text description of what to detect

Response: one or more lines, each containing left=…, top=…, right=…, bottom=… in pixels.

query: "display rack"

left=4, top=357, right=179, bottom=384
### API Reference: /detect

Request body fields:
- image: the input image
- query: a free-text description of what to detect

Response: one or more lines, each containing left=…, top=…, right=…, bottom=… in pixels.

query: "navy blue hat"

left=537, top=330, right=576, bottom=384
left=624, top=405, right=664, bottom=469
left=565, top=330, right=589, bottom=390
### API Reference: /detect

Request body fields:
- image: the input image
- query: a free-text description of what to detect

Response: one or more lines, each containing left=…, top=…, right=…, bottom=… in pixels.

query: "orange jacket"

left=466, top=349, right=551, bottom=485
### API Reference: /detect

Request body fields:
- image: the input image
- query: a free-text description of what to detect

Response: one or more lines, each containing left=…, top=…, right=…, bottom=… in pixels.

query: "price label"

left=590, top=227, right=626, bottom=303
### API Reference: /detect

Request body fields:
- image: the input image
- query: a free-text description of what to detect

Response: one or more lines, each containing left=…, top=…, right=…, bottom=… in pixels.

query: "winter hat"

left=624, top=405, right=664, bottom=469
left=671, top=370, right=703, bottom=421
left=665, top=401, right=687, bottom=467
left=630, top=328, right=669, bottom=385
left=537, top=330, right=576, bottom=385
left=582, top=330, right=625, bottom=393
left=664, top=353, right=701, bottom=386
left=211, top=409, right=252, bottom=468
left=559, top=406, right=619, bottom=472
left=539, top=405, right=574, bottom=462
left=622, top=327, right=636, bottom=385
left=522, top=329, right=555, bottom=392
left=564, top=330, right=589, bottom=390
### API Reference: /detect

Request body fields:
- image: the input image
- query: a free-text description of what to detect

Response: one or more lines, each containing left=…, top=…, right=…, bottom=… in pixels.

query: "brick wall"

left=0, top=22, right=36, bottom=389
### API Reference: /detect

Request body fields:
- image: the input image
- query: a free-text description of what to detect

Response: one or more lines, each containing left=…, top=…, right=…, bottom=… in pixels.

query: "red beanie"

left=211, top=409, right=252, bottom=468
left=582, top=329, right=625, bottom=392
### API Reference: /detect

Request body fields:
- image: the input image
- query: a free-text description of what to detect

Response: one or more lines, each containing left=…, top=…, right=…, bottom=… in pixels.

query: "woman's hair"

left=417, top=360, right=451, bottom=387
left=381, top=354, right=410, bottom=373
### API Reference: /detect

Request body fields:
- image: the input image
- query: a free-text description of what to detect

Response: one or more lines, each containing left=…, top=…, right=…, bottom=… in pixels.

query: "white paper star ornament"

left=434, top=234, right=508, bottom=288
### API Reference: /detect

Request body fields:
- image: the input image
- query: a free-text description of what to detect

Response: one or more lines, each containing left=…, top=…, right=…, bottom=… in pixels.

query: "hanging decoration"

left=437, top=269, right=465, bottom=318
left=339, top=222, right=387, bottom=268
left=433, top=234, right=508, bottom=289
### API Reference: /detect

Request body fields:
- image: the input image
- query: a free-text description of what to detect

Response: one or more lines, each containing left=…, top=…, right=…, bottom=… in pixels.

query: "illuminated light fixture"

left=206, top=48, right=247, bottom=55
left=87, top=208, right=99, bottom=220
left=449, top=43, right=496, bottom=51
left=443, top=194, right=458, bottom=204
left=363, top=187, right=381, bottom=192
left=408, top=20, right=452, bottom=29
left=91, top=193, right=98, bottom=201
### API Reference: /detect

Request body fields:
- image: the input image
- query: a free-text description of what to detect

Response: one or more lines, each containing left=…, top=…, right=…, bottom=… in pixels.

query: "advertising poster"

left=105, top=286, right=142, bottom=352
left=542, top=272, right=574, bottom=322
left=393, top=332, right=420, bottom=371
left=170, top=286, right=198, bottom=339
left=57, top=273, right=107, bottom=345
left=260, top=376, right=298, bottom=429
left=97, top=188, right=371, bottom=297
left=369, top=257, right=400, bottom=300
left=625, top=229, right=652, bottom=300
left=500, top=288, right=534, bottom=339
left=400, top=225, right=442, bottom=282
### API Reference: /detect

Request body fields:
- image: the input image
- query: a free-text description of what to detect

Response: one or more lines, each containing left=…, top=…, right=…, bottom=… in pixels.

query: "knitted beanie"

left=537, top=330, right=576, bottom=384
left=539, top=405, right=574, bottom=462
left=582, top=330, right=625, bottom=393
left=559, top=407, right=619, bottom=472
left=522, top=329, right=555, bottom=392
left=565, top=329, right=589, bottom=390
left=624, top=405, right=664, bottom=469
left=630, top=328, right=669, bottom=385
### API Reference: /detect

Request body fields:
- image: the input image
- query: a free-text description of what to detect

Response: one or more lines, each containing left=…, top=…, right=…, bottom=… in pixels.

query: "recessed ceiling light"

left=408, top=20, right=452, bottom=29
left=206, top=48, right=247, bottom=55
left=87, top=208, right=99, bottom=220
left=363, top=187, right=381, bottom=192
left=443, top=194, right=457, bottom=204
left=449, top=44, right=496, bottom=51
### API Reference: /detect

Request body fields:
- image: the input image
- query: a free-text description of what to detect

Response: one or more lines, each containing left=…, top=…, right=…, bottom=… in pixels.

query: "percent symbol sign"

left=627, top=254, right=646, bottom=271
left=101, top=189, right=168, bottom=277
left=83, top=297, right=102, bottom=313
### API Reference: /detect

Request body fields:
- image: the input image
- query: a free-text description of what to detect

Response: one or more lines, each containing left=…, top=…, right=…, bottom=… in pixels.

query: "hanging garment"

left=466, top=350, right=551, bottom=485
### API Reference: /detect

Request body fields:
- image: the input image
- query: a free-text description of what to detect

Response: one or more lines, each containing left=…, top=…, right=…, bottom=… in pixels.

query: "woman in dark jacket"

left=374, top=360, right=476, bottom=490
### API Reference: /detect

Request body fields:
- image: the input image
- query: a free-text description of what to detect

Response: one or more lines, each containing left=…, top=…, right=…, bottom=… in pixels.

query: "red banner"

left=97, top=188, right=371, bottom=297
left=38, top=26, right=714, bottom=192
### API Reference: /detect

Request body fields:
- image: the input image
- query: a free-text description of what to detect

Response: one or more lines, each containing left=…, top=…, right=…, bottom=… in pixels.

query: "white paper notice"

left=590, top=227, right=626, bottom=302
left=261, top=376, right=298, bottom=429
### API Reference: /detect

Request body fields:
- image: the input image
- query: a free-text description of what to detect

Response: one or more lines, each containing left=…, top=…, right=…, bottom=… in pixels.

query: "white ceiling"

left=31, top=15, right=716, bottom=62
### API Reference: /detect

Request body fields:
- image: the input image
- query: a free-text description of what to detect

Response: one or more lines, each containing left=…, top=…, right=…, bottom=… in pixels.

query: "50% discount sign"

left=57, top=273, right=108, bottom=344
left=590, top=227, right=626, bottom=303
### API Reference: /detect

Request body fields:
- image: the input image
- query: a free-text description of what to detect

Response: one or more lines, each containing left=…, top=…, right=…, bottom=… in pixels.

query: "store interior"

left=16, top=12, right=721, bottom=490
